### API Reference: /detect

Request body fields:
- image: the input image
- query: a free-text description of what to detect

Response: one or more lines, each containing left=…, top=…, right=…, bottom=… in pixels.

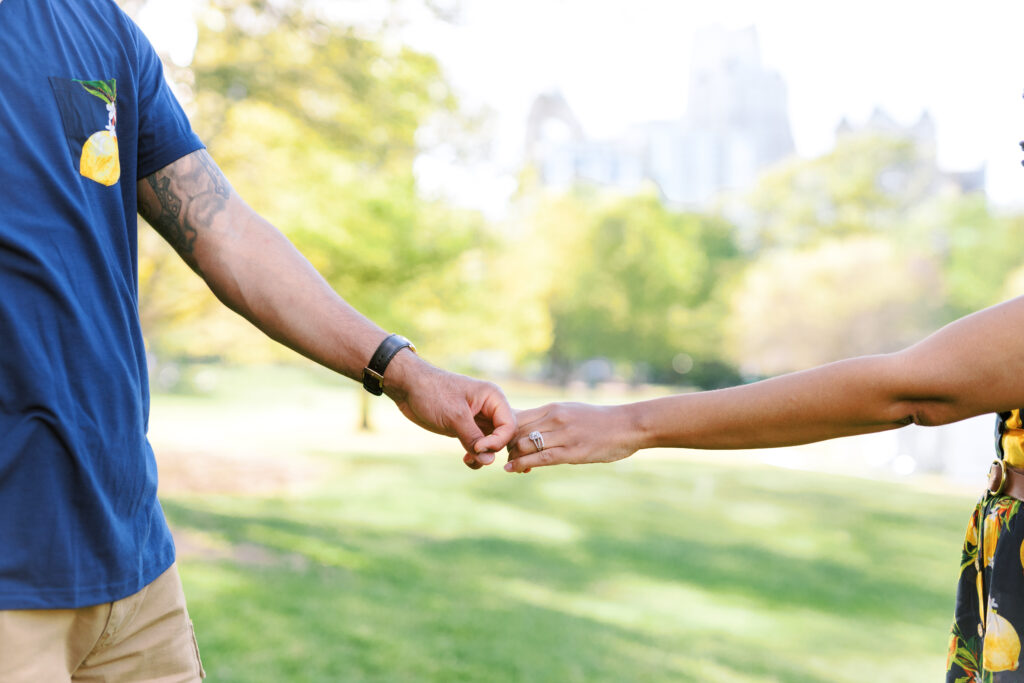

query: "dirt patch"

left=156, top=449, right=329, bottom=496
left=171, top=526, right=310, bottom=570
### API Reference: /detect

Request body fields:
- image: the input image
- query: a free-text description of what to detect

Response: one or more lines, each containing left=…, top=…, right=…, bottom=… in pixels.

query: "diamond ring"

left=528, top=430, right=545, bottom=452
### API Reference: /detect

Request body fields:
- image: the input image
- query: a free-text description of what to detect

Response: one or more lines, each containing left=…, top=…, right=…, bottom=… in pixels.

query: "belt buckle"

left=989, top=459, right=1008, bottom=495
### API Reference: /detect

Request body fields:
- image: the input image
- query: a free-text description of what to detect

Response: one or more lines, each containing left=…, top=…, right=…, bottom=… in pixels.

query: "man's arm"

left=138, top=149, right=513, bottom=465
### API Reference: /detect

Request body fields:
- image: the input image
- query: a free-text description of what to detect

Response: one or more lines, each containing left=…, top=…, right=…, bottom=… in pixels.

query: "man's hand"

left=383, top=350, right=516, bottom=468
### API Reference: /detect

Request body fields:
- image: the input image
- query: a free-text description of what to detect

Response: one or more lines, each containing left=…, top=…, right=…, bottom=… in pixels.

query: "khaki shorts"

left=0, top=563, right=205, bottom=682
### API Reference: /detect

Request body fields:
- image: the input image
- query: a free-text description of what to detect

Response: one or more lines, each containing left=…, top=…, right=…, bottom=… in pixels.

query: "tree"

left=134, top=0, right=505, bottom=367
left=927, top=197, right=1024, bottom=318
left=531, top=191, right=743, bottom=387
left=743, top=132, right=945, bottom=251
left=732, top=127, right=1024, bottom=377
left=726, top=236, right=943, bottom=377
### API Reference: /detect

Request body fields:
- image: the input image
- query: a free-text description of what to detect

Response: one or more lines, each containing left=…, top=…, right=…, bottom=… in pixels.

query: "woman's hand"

left=504, top=402, right=644, bottom=473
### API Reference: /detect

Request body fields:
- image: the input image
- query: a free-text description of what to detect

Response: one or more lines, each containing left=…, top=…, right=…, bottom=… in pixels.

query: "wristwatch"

left=362, top=333, right=416, bottom=395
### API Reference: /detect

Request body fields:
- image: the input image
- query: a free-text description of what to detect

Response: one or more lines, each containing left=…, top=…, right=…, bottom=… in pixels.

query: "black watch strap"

left=362, top=334, right=416, bottom=396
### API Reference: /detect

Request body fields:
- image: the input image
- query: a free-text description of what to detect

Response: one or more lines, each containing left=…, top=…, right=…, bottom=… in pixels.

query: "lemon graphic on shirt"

left=80, top=129, right=119, bottom=186
left=73, top=79, right=119, bottom=186
left=984, top=511, right=1002, bottom=567
left=984, top=606, right=1021, bottom=672
left=966, top=510, right=979, bottom=546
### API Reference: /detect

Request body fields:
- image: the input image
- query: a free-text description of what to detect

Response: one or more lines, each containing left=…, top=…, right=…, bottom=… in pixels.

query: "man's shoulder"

left=48, top=0, right=139, bottom=39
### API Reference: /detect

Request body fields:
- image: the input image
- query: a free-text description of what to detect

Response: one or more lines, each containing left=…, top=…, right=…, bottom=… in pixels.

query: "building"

left=525, top=25, right=796, bottom=207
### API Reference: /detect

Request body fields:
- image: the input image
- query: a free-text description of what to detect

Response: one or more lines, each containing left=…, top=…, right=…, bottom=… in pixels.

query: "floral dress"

left=948, top=410, right=1024, bottom=681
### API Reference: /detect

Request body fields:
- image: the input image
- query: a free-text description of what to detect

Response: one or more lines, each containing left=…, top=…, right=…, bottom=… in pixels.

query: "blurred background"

left=118, top=0, right=1023, bottom=680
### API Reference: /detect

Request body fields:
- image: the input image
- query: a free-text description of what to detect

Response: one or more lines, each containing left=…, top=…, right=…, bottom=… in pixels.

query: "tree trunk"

left=359, top=389, right=373, bottom=431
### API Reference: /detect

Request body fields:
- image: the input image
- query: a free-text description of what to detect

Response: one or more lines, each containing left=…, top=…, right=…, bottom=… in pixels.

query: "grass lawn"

left=151, top=364, right=976, bottom=682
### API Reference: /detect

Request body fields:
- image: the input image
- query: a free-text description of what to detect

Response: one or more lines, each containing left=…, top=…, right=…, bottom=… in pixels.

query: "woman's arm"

left=505, top=296, right=1024, bottom=471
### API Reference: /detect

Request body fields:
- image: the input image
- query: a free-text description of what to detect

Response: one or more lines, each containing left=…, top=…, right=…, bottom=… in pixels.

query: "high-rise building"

left=526, top=26, right=796, bottom=206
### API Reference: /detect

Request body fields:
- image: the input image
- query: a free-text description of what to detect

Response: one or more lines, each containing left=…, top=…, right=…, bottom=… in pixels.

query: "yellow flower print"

left=983, top=607, right=1021, bottom=672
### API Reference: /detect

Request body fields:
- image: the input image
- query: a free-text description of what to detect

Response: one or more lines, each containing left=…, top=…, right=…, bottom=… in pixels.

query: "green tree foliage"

left=136, top=0, right=502, bottom=363
left=732, top=129, right=1024, bottom=377
left=191, top=0, right=447, bottom=172
left=745, top=133, right=940, bottom=250
left=927, top=197, right=1024, bottom=318
left=530, top=192, right=743, bottom=387
left=727, top=236, right=943, bottom=377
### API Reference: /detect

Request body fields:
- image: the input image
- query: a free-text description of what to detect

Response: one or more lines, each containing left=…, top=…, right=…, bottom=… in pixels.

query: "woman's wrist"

left=619, top=401, right=656, bottom=454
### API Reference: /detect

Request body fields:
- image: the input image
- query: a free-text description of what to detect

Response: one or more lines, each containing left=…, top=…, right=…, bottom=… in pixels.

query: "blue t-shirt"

left=0, top=0, right=204, bottom=608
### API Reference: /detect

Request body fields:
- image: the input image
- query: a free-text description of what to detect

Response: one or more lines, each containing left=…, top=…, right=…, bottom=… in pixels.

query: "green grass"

left=152, top=365, right=975, bottom=682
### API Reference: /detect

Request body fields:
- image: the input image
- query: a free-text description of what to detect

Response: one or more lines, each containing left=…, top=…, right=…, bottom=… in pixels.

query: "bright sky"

left=139, top=0, right=1024, bottom=211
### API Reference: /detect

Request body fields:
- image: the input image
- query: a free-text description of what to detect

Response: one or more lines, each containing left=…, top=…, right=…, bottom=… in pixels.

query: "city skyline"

left=134, top=0, right=1024, bottom=214
left=401, top=0, right=1024, bottom=214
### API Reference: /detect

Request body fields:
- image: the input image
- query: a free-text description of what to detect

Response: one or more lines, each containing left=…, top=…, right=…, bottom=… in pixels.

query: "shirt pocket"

left=48, top=76, right=121, bottom=187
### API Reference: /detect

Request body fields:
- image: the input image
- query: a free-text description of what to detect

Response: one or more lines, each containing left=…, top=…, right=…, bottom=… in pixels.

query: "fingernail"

left=504, top=463, right=513, bottom=472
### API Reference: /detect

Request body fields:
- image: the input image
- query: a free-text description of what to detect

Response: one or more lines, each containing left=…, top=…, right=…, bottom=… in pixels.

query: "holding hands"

left=381, top=349, right=517, bottom=469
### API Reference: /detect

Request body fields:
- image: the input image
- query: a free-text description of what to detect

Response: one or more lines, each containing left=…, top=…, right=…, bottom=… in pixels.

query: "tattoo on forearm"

left=142, top=151, right=232, bottom=272
left=146, top=174, right=192, bottom=252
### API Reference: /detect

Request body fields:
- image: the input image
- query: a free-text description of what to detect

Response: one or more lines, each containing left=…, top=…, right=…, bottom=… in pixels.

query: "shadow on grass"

left=162, top=459, right=967, bottom=683
left=165, top=508, right=840, bottom=683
